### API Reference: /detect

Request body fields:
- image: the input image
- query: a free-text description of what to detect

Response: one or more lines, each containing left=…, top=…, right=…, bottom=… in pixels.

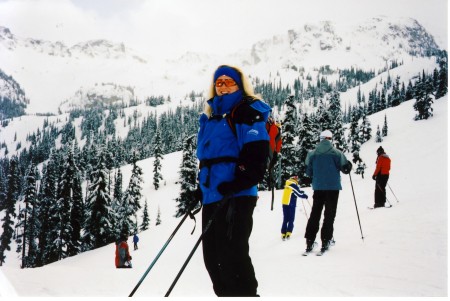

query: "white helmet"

left=319, top=130, right=333, bottom=140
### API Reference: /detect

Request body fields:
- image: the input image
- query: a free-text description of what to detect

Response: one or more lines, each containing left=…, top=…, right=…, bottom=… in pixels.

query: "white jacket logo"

left=247, top=129, right=259, bottom=136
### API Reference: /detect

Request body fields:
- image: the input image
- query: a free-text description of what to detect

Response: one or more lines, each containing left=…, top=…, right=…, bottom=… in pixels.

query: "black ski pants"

left=375, top=174, right=389, bottom=207
left=304, top=190, right=339, bottom=243
left=202, top=196, right=258, bottom=297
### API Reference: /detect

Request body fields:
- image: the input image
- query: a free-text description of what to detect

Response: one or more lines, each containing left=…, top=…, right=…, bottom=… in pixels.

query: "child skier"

left=281, top=175, right=308, bottom=240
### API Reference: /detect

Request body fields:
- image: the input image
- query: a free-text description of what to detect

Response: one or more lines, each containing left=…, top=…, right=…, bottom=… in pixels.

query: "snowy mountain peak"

left=59, top=82, right=137, bottom=112
left=0, top=26, right=147, bottom=63
left=247, top=16, right=440, bottom=70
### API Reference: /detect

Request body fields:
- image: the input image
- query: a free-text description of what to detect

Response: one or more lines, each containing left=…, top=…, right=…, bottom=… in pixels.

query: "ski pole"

left=165, top=195, right=230, bottom=297
left=269, top=169, right=274, bottom=211
left=300, top=198, right=309, bottom=219
left=128, top=202, right=201, bottom=297
left=387, top=183, right=400, bottom=202
left=348, top=173, right=364, bottom=241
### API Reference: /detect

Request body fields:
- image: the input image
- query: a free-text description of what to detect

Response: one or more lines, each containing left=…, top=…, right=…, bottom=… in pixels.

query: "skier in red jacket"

left=372, top=146, right=391, bottom=208
left=115, top=235, right=132, bottom=268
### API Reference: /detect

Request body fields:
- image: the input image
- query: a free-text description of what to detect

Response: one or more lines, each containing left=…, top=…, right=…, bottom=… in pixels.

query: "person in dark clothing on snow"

left=196, top=65, right=270, bottom=297
left=304, top=130, right=352, bottom=254
left=372, top=146, right=391, bottom=208
left=281, top=175, right=308, bottom=240
left=133, top=233, right=139, bottom=250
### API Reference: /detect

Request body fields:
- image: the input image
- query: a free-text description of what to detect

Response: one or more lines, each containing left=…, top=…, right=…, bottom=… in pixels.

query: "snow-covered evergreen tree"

left=175, top=134, right=198, bottom=217
left=359, top=112, right=372, bottom=143
left=55, top=146, right=79, bottom=259
left=140, top=199, right=150, bottom=232
left=69, top=167, right=83, bottom=257
left=19, top=164, right=39, bottom=268
left=435, top=51, right=448, bottom=99
left=315, top=98, right=333, bottom=131
left=156, top=205, right=161, bottom=226
left=281, top=95, right=299, bottom=181
left=36, top=159, right=58, bottom=266
left=112, top=169, right=123, bottom=238
left=347, top=110, right=361, bottom=153
left=120, top=153, right=143, bottom=238
left=16, top=164, right=37, bottom=268
left=382, top=114, right=388, bottom=137
left=328, top=90, right=347, bottom=151
left=297, top=113, right=315, bottom=185
left=153, top=129, right=164, bottom=190
left=414, top=72, right=434, bottom=120
left=83, top=146, right=114, bottom=250
left=0, top=156, right=20, bottom=266
left=391, top=76, right=401, bottom=106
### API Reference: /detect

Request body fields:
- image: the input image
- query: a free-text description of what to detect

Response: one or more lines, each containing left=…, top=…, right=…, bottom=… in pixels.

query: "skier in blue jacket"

left=196, top=65, right=270, bottom=297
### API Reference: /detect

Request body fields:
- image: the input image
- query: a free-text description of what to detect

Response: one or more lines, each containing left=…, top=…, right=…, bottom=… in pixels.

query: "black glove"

left=302, top=176, right=312, bottom=186
left=217, top=181, right=237, bottom=196
left=341, top=161, right=353, bottom=174
left=194, top=186, right=202, bottom=202
left=372, top=175, right=377, bottom=180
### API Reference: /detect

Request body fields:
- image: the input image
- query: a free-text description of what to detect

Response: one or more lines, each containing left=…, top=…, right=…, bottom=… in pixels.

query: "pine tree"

left=15, top=164, right=39, bottom=268
left=328, top=90, right=347, bottom=151
left=83, top=146, right=114, bottom=250
left=153, top=130, right=164, bottom=190
left=281, top=95, right=299, bottom=181
left=347, top=110, right=361, bottom=153
left=140, top=199, right=150, bottom=231
left=36, top=159, right=58, bottom=266
left=297, top=113, right=315, bottom=185
left=413, top=72, right=434, bottom=120
left=435, top=51, right=448, bottom=99
left=0, top=156, right=20, bottom=265
left=69, top=169, right=83, bottom=257
left=391, top=76, right=401, bottom=106
left=359, top=112, right=372, bottom=143
left=112, top=169, right=123, bottom=238
left=120, top=154, right=143, bottom=237
left=156, top=205, right=162, bottom=226
left=382, top=115, right=388, bottom=137
left=175, top=134, right=198, bottom=217
left=0, top=164, right=6, bottom=212
left=55, top=146, right=79, bottom=260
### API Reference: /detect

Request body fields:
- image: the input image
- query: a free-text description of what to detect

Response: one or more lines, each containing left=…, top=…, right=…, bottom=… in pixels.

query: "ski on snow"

left=368, top=205, right=393, bottom=210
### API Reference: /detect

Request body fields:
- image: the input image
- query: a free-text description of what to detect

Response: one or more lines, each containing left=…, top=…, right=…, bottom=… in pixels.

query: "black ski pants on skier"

left=202, top=196, right=258, bottom=297
left=304, top=190, right=339, bottom=243
left=374, top=174, right=389, bottom=207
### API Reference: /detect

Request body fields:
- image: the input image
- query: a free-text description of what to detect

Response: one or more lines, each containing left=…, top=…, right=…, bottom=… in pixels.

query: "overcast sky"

left=0, top=0, right=447, bottom=59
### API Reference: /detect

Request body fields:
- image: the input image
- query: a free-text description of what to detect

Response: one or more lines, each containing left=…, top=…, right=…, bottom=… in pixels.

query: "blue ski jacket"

left=305, top=139, right=349, bottom=190
left=197, top=90, right=271, bottom=205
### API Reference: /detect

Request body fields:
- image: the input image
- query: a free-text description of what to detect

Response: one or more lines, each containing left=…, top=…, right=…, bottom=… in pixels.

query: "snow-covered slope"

left=1, top=95, right=447, bottom=297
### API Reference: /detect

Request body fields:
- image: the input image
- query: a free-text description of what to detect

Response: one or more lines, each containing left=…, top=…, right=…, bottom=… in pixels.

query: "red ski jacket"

left=373, top=154, right=391, bottom=176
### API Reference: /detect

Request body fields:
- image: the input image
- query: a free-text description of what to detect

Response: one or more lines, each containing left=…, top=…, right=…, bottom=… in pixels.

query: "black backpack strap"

left=225, top=96, right=259, bottom=136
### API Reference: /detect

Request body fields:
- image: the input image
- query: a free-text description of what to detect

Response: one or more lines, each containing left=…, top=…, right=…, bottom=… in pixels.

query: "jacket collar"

left=208, top=90, right=243, bottom=116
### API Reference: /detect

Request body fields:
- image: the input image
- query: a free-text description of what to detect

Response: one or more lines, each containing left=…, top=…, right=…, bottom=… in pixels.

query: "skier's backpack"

left=225, top=96, right=282, bottom=173
left=118, top=242, right=127, bottom=266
